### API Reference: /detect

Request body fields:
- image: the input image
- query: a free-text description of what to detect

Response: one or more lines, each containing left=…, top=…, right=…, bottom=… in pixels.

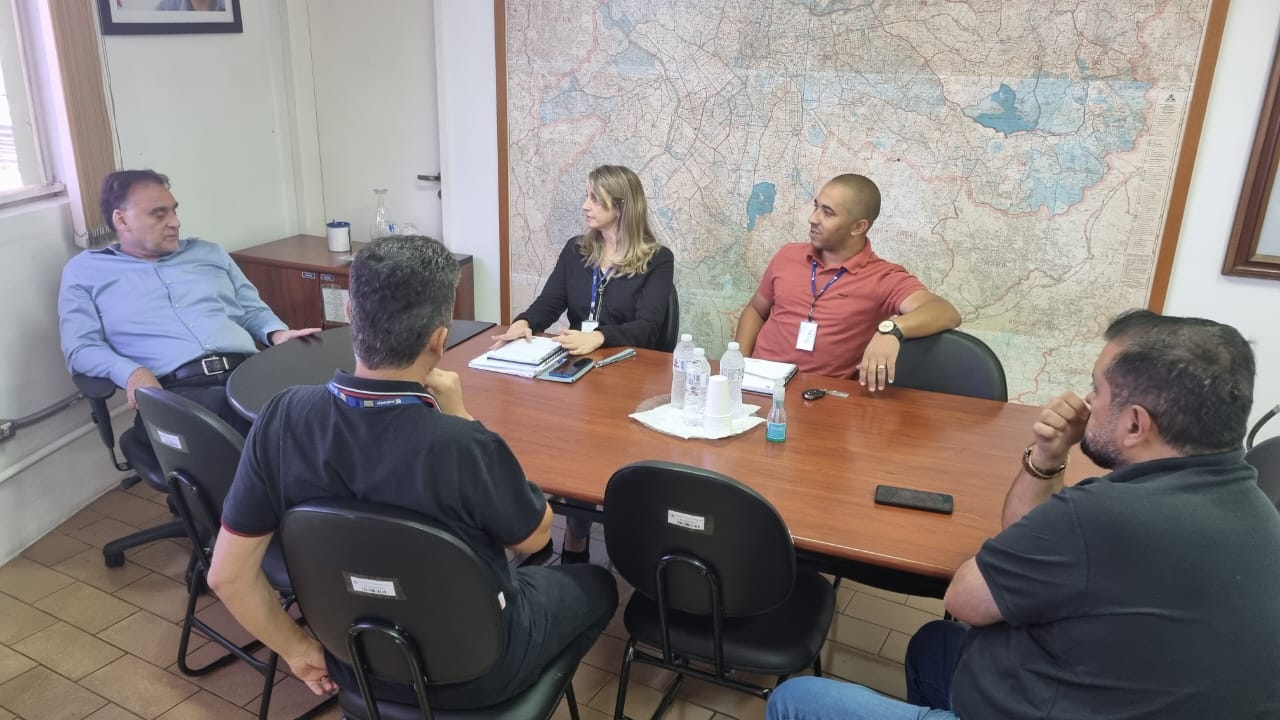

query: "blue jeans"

left=767, top=620, right=968, bottom=720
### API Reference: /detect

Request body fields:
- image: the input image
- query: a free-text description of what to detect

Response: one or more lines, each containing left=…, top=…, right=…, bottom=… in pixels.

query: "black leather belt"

left=158, top=353, right=250, bottom=386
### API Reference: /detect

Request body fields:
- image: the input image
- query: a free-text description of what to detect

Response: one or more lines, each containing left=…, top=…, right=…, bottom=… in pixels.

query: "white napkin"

left=630, top=402, right=765, bottom=440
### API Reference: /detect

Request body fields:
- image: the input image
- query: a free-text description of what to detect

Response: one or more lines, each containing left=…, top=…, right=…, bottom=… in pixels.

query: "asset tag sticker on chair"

left=154, top=429, right=185, bottom=452
left=667, top=509, right=713, bottom=534
left=344, top=572, right=403, bottom=600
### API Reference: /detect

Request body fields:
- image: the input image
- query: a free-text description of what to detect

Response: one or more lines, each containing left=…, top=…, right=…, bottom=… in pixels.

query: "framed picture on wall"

left=1224, top=32, right=1280, bottom=280
left=97, top=0, right=243, bottom=36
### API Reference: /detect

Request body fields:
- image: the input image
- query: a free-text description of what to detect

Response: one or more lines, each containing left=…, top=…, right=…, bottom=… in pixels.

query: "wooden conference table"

left=227, top=327, right=1099, bottom=597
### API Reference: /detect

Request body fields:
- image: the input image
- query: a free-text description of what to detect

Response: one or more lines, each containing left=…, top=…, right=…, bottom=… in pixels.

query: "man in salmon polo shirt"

left=735, top=174, right=961, bottom=390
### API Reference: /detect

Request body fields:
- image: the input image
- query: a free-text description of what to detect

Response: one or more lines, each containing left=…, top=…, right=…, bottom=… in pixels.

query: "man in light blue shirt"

left=59, top=169, right=317, bottom=434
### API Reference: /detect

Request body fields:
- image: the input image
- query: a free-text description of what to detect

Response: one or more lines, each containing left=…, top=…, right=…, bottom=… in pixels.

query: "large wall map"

left=503, top=0, right=1217, bottom=403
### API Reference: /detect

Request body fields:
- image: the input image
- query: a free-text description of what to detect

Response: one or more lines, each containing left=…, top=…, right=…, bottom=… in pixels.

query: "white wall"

left=0, top=199, right=126, bottom=564
left=100, top=2, right=301, bottom=252
left=1164, top=0, right=1280, bottom=442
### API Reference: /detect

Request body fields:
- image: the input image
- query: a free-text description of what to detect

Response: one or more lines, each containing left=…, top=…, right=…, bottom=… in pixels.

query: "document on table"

left=741, top=357, right=798, bottom=395
left=470, top=337, right=568, bottom=379
left=486, top=336, right=564, bottom=366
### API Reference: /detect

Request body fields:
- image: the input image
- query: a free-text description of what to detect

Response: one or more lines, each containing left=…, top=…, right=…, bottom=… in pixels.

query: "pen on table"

left=595, top=348, right=636, bottom=368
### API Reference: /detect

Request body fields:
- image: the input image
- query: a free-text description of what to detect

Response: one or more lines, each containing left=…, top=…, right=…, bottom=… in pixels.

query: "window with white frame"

left=0, top=0, right=49, bottom=198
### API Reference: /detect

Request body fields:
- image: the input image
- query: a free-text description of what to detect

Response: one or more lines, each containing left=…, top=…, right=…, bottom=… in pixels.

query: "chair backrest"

left=134, top=387, right=245, bottom=551
left=280, top=498, right=504, bottom=686
left=656, top=285, right=681, bottom=352
left=1246, top=436, right=1280, bottom=509
left=1247, top=405, right=1278, bottom=450
left=603, top=461, right=795, bottom=618
left=892, top=329, right=1008, bottom=401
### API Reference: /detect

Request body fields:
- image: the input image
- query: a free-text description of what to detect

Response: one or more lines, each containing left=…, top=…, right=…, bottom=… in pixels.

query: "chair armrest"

left=72, top=373, right=129, bottom=469
left=73, top=373, right=119, bottom=401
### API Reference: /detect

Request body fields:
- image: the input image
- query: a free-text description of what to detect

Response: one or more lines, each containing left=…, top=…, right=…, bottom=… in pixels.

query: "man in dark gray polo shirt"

left=768, top=310, right=1280, bottom=719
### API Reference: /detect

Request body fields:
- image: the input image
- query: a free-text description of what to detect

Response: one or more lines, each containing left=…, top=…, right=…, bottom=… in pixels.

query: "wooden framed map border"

left=1223, top=28, right=1280, bottom=281
left=495, top=0, right=1230, bottom=318
left=1149, top=0, right=1231, bottom=304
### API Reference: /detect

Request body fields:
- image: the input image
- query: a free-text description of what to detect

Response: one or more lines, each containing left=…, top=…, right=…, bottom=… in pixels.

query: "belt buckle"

left=200, top=356, right=228, bottom=376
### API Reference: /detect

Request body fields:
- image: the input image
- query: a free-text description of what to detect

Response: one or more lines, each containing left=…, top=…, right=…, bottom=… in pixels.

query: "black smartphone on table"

left=874, top=485, right=954, bottom=515
left=538, top=356, right=594, bottom=383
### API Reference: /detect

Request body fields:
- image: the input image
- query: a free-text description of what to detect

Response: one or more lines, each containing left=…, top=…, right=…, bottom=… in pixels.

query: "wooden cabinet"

left=232, top=235, right=474, bottom=329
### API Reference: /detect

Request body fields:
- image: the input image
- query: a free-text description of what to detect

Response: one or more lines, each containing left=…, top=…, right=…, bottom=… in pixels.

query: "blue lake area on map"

left=969, top=83, right=1038, bottom=134
left=746, top=182, right=777, bottom=231
left=965, top=73, right=1151, bottom=213
left=600, top=4, right=634, bottom=32
left=615, top=43, right=656, bottom=77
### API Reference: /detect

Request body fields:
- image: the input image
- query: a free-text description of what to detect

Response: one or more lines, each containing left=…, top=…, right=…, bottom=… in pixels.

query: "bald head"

left=825, top=174, right=881, bottom=229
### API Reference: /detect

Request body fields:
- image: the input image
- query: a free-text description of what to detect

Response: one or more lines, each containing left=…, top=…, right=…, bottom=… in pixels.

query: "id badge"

left=796, top=320, right=818, bottom=351
left=581, top=320, right=600, bottom=333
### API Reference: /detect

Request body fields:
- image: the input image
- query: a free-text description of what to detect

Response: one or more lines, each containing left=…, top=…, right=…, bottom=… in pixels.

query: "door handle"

left=417, top=174, right=441, bottom=198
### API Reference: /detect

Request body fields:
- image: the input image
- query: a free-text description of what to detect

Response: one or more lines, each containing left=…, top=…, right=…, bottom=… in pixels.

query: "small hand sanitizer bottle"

left=766, top=380, right=787, bottom=443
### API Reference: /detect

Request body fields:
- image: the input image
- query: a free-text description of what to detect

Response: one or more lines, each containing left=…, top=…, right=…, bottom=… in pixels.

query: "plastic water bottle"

left=670, top=333, right=695, bottom=409
left=766, top=380, right=787, bottom=442
left=719, top=341, right=745, bottom=418
left=683, top=348, right=710, bottom=427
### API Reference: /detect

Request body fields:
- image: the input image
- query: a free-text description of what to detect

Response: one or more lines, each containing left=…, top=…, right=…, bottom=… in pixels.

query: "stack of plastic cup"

left=703, top=375, right=733, bottom=436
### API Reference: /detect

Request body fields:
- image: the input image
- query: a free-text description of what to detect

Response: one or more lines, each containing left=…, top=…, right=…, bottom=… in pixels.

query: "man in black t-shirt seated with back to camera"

left=207, top=235, right=618, bottom=709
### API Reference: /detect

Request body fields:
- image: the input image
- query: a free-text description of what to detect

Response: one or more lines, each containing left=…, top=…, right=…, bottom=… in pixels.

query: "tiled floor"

left=0, top=484, right=944, bottom=720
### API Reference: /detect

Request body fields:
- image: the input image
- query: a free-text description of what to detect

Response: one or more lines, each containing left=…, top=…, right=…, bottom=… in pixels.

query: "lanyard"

left=808, top=261, right=847, bottom=321
left=589, top=267, right=614, bottom=322
left=327, top=381, right=438, bottom=409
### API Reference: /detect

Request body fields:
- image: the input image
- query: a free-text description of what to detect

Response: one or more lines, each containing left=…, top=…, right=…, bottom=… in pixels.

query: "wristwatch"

left=877, top=319, right=904, bottom=341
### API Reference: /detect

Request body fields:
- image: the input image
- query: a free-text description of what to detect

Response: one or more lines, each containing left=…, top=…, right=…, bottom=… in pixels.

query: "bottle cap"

left=727, top=341, right=740, bottom=350
left=681, top=333, right=693, bottom=341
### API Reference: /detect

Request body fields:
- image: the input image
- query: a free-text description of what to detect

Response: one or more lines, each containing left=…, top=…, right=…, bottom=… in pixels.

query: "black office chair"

left=656, top=285, right=681, bottom=353
left=603, top=461, right=835, bottom=720
left=1246, top=404, right=1280, bottom=508
left=280, top=498, right=586, bottom=720
left=72, top=374, right=184, bottom=567
left=134, top=388, right=330, bottom=720
left=892, top=329, right=1008, bottom=401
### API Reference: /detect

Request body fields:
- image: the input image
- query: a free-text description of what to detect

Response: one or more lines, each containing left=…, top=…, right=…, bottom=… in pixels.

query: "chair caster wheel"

left=103, top=550, right=125, bottom=568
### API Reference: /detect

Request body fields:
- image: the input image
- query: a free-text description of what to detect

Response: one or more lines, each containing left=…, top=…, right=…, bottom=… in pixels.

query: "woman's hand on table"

left=488, top=320, right=533, bottom=350
left=554, top=329, right=605, bottom=355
